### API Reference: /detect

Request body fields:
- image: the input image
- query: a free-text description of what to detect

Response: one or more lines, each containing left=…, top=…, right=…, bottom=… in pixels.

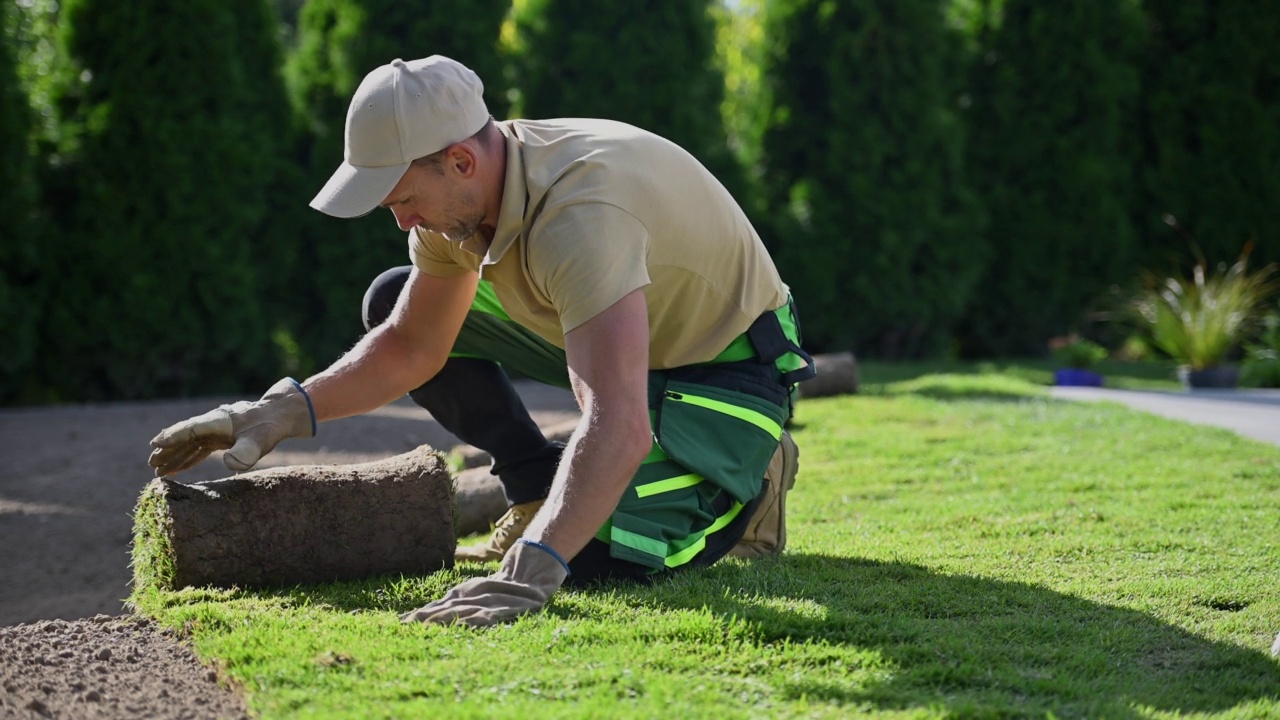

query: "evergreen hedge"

left=760, top=0, right=984, bottom=358
left=1137, top=0, right=1280, bottom=272
left=958, top=0, right=1145, bottom=357
left=512, top=0, right=743, bottom=197
left=284, top=0, right=511, bottom=370
left=0, top=3, right=42, bottom=402
left=6, top=0, right=1280, bottom=403
left=37, top=0, right=291, bottom=400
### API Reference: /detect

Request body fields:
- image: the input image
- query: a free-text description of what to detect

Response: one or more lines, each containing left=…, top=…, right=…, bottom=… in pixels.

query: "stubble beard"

left=437, top=189, right=486, bottom=243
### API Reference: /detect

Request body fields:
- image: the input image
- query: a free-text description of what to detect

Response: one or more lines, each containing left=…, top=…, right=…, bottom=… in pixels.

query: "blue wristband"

left=518, top=539, right=571, bottom=575
left=286, top=377, right=317, bottom=437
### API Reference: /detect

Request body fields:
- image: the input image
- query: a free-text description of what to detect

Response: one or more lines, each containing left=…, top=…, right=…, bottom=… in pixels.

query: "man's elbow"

left=617, top=408, right=654, bottom=470
left=371, top=323, right=446, bottom=391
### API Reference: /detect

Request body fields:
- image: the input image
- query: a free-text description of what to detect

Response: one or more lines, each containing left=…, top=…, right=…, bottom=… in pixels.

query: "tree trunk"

left=133, top=446, right=455, bottom=592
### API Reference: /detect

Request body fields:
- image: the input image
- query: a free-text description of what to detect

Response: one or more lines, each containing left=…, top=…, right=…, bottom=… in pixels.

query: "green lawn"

left=858, top=358, right=1183, bottom=392
left=131, top=373, right=1280, bottom=719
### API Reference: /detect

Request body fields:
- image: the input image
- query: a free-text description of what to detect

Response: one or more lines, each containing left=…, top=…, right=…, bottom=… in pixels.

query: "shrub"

left=511, top=0, right=743, bottom=198
left=36, top=0, right=289, bottom=400
left=284, top=0, right=511, bottom=368
left=0, top=1, right=42, bottom=403
left=759, top=0, right=984, bottom=358
left=958, top=0, right=1145, bottom=357
left=1053, top=339, right=1108, bottom=370
left=1136, top=0, right=1280, bottom=272
left=1129, top=256, right=1277, bottom=371
left=1241, top=305, right=1280, bottom=388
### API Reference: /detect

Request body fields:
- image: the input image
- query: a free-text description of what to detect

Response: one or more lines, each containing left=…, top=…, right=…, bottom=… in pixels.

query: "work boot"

left=729, top=431, right=799, bottom=559
left=455, top=499, right=545, bottom=563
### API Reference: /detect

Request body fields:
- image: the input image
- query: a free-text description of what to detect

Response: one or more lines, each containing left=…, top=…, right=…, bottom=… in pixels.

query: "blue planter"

left=1054, top=368, right=1104, bottom=387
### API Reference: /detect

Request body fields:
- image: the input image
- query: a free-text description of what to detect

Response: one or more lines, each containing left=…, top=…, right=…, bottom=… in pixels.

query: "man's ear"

left=449, top=144, right=477, bottom=178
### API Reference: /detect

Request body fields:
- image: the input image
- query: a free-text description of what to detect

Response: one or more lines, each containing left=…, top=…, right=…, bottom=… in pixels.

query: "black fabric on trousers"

left=361, top=266, right=562, bottom=505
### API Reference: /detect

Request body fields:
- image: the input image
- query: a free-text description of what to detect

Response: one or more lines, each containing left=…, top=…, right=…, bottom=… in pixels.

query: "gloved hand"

left=401, top=540, right=569, bottom=627
left=148, top=377, right=316, bottom=476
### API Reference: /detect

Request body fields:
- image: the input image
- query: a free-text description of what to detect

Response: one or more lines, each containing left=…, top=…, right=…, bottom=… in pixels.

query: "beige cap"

left=310, top=56, right=489, bottom=218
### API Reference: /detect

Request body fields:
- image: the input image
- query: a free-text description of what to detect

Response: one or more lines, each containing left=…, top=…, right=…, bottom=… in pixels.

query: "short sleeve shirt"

left=409, top=118, right=788, bottom=370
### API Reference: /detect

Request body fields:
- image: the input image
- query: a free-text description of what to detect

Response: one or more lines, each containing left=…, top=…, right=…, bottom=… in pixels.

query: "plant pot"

left=1177, top=365, right=1239, bottom=390
left=1054, top=368, right=1104, bottom=387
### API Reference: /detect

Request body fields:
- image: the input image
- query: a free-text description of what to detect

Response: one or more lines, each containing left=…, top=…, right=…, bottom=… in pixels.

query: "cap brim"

left=309, top=161, right=411, bottom=218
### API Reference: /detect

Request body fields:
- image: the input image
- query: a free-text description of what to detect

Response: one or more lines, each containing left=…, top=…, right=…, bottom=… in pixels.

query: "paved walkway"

left=1050, top=386, right=1280, bottom=446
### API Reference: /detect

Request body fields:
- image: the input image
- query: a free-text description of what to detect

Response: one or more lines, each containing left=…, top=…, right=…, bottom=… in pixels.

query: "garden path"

left=1050, top=386, right=1280, bottom=446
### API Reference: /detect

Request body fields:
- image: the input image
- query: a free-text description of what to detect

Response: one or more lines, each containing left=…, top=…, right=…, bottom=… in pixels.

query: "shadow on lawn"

left=610, top=553, right=1280, bottom=718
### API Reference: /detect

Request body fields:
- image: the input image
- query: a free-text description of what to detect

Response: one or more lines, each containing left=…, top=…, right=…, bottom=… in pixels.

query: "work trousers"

left=363, top=266, right=765, bottom=584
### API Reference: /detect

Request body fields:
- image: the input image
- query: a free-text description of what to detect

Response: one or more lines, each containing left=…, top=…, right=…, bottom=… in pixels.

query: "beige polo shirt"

left=409, top=118, right=788, bottom=370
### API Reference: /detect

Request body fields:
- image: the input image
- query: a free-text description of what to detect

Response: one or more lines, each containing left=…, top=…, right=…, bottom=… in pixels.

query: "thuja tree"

left=760, top=0, right=984, bottom=358
left=959, top=0, right=1145, bottom=357
left=40, top=0, right=290, bottom=400
left=0, top=1, right=42, bottom=403
left=512, top=0, right=744, bottom=198
left=1137, top=0, right=1280, bottom=271
left=285, top=0, right=511, bottom=368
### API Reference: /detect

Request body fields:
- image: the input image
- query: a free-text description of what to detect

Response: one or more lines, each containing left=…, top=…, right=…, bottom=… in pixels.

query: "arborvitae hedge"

left=284, top=0, right=511, bottom=369
left=512, top=0, right=743, bottom=197
left=0, top=3, right=42, bottom=402
left=958, top=0, right=1144, bottom=357
left=1138, top=0, right=1280, bottom=271
left=38, top=0, right=289, bottom=400
left=760, top=0, right=984, bottom=358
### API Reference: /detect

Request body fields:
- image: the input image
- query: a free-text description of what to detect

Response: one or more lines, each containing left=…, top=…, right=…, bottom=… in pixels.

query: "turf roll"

left=131, top=446, right=455, bottom=592
left=798, top=351, right=860, bottom=397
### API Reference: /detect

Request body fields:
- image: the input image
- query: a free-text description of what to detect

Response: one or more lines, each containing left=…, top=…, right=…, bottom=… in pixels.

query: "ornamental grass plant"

left=1130, top=255, right=1277, bottom=371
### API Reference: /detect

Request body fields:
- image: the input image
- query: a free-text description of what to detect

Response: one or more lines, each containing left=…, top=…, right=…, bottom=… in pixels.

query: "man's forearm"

left=302, top=324, right=443, bottom=423
left=523, top=409, right=651, bottom=561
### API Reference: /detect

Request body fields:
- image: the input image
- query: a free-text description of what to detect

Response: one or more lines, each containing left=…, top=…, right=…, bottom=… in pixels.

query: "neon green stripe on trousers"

left=664, top=391, right=783, bottom=440
left=663, top=500, right=746, bottom=568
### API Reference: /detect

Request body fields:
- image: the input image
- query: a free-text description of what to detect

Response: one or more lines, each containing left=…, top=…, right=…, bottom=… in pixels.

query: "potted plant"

left=1130, top=255, right=1276, bottom=390
left=1051, top=337, right=1107, bottom=386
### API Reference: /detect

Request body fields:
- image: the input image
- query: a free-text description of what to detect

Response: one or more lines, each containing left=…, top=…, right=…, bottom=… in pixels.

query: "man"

left=148, top=55, right=813, bottom=627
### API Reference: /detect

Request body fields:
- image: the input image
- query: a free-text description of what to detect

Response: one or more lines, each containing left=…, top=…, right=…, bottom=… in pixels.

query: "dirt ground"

left=0, top=384, right=578, bottom=718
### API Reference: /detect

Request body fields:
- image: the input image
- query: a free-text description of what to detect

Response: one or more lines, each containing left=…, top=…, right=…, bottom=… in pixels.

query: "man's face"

left=380, top=157, right=484, bottom=242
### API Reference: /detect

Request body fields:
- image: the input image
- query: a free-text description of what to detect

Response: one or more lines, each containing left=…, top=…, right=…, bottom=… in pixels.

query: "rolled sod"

left=452, top=466, right=508, bottom=537
left=132, top=446, right=455, bottom=592
left=798, top=351, right=860, bottom=397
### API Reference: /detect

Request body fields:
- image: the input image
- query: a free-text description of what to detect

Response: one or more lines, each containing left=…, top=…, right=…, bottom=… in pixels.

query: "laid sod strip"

left=131, top=374, right=1280, bottom=719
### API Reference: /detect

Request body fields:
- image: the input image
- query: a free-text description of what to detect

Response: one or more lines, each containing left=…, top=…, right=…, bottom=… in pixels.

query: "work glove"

left=401, top=540, right=569, bottom=627
left=148, top=377, right=316, bottom=476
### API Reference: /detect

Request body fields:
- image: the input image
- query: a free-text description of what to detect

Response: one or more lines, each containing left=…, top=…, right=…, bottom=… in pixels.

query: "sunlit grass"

left=132, top=373, right=1280, bottom=719
left=858, top=358, right=1182, bottom=391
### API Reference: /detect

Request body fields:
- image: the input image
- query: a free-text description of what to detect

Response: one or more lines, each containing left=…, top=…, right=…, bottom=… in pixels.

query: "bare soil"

left=0, top=384, right=578, bottom=718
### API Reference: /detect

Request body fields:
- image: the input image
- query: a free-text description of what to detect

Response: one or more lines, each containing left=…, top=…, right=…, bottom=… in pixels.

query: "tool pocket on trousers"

left=655, top=379, right=785, bottom=505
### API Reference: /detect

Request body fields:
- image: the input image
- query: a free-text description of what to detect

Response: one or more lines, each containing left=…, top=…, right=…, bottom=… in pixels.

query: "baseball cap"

left=310, top=55, right=490, bottom=218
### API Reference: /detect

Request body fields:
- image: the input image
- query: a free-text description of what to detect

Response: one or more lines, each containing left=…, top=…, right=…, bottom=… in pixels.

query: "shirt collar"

left=467, top=122, right=527, bottom=266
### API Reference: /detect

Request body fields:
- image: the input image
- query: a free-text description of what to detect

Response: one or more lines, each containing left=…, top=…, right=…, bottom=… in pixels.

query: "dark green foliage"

left=513, top=0, right=744, bottom=198
left=958, top=0, right=1145, bottom=357
left=1137, top=1, right=1280, bottom=271
left=760, top=0, right=984, bottom=358
left=38, top=0, right=291, bottom=400
left=284, top=0, right=510, bottom=368
left=0, top=3, right=42, bottom=402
